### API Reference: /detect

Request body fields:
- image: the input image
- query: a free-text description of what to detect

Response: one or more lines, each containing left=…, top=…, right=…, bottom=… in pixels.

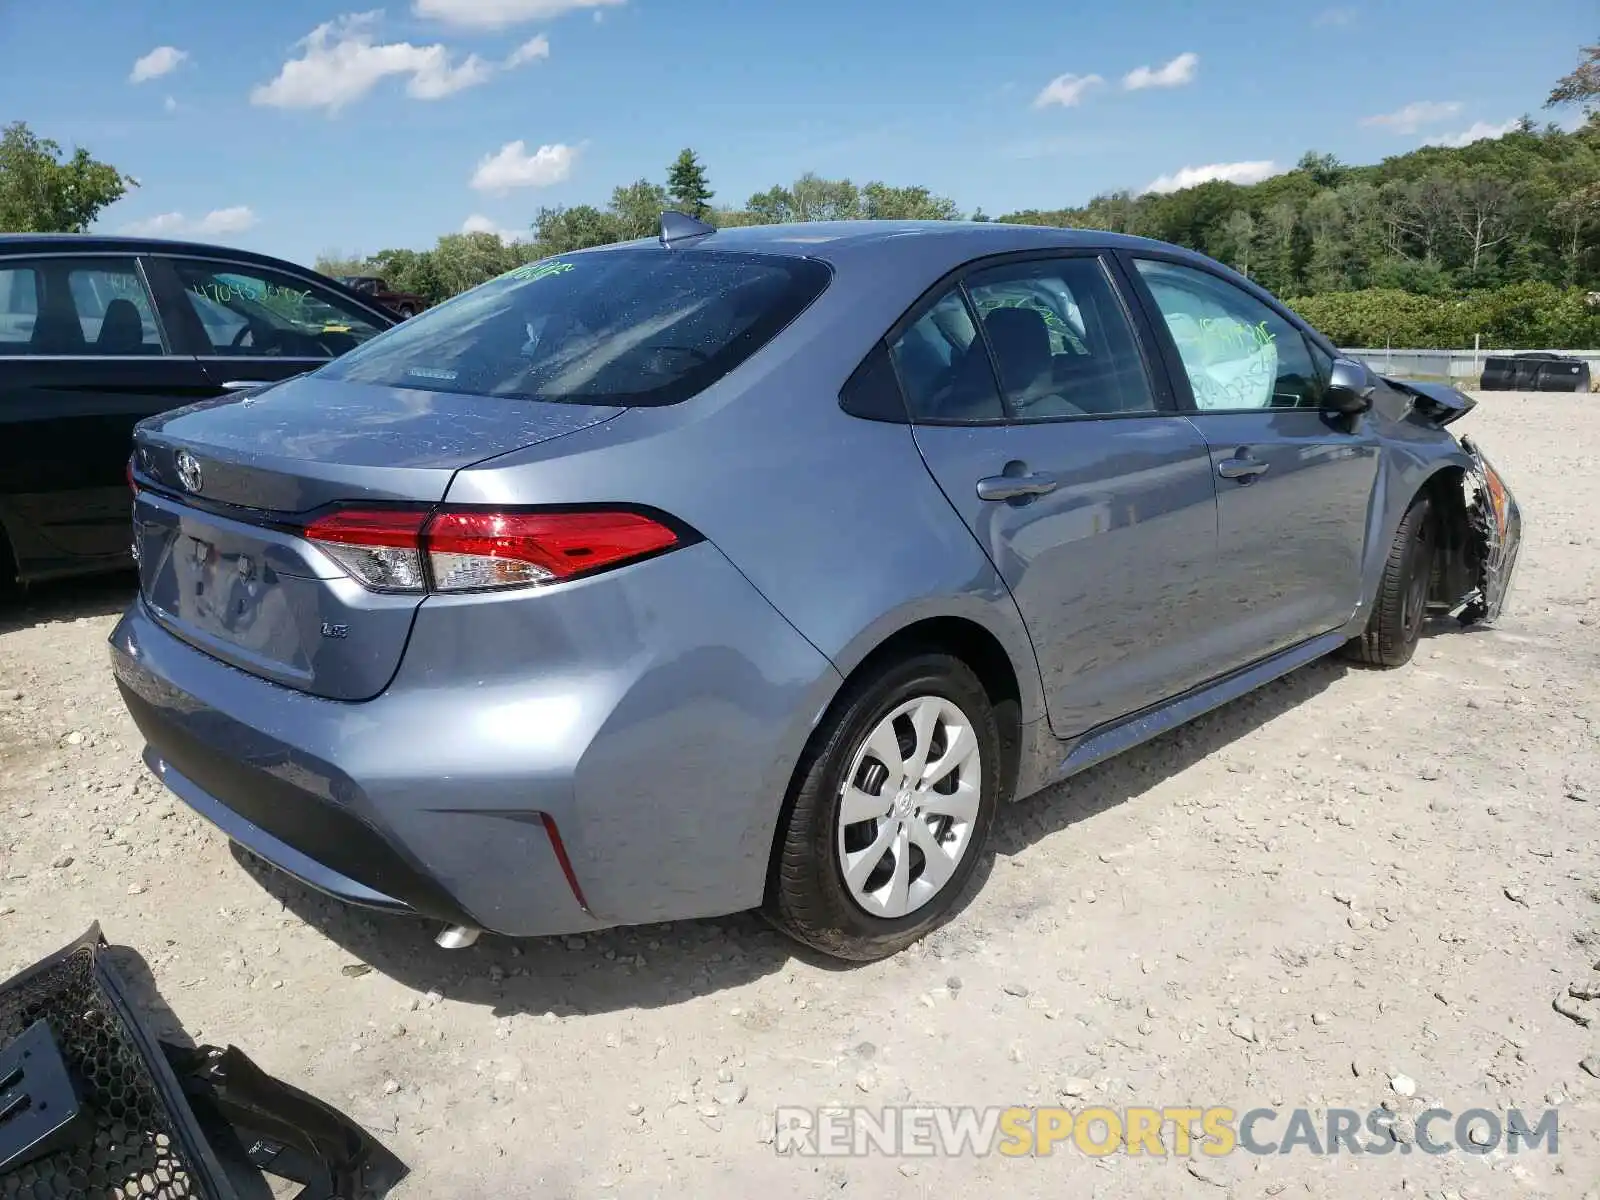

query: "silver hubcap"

left=836, top=695, right=982, bottom=919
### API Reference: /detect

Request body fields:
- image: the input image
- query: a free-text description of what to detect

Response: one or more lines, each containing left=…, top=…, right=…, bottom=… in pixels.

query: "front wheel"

left=765, top=653, right=1000, bottom=961
left=1341, top=493, right=1435, bottom=668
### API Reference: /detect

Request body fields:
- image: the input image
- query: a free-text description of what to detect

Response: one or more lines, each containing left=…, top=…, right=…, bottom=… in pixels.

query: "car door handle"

left=977, top=472, right=1060, bottom=502
left=1217, top=454, right=1270, bottom=481
left=220, top=380, right=272, bottom=392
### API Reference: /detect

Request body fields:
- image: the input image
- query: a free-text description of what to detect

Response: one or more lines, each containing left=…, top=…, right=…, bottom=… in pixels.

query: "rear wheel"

left=766, top=653, right=999, bottom=961
left=1341, top=493, right=1435, bottom=668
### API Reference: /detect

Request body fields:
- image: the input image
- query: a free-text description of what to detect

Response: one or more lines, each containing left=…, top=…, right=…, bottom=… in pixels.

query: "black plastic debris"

left=0, top=925, right=407, bottom=1200
left=0, top=1019, right=89, bottom=1174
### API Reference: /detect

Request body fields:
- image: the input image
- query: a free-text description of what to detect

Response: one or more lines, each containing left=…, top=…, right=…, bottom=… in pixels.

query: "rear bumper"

left=110, top=540, right=841, bottom=937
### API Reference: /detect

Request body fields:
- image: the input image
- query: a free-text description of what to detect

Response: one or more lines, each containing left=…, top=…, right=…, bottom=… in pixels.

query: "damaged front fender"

left=1455, top=434, right=1522, bottom=625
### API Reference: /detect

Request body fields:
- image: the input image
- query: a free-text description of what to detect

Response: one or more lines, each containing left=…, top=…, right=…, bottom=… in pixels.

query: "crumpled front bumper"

left=0, top=926, right=407, bottom=1200
left=1459, top=434, right=1522, bottom=624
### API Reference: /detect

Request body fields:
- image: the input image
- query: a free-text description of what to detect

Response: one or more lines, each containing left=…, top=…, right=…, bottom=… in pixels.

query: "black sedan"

left=0, top=235, right=397, bottom=586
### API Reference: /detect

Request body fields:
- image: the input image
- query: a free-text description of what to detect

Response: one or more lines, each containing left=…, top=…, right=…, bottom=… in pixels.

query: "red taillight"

left=299, top=506, right=681, bottom=594
left=304, top=509, right=429, bottom=593
left=424, top=510, right=679, bottom=591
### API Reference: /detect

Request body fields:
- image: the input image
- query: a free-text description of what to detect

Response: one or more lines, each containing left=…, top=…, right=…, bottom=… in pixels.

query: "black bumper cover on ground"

left=0, top=926, right=407, bottom=1200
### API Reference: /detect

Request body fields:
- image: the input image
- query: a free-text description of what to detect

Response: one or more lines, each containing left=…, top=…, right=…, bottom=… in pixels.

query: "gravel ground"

left=1, top=391, right=1597, bottom=1199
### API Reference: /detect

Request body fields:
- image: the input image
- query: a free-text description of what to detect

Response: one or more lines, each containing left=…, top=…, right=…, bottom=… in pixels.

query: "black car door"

left=0, top=254, right=214, bottom=582
left=142, top=254, right=392, bottom=393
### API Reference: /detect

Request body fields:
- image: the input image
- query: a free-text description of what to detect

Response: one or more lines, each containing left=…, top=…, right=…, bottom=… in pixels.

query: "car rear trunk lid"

left=131, top=375, right=622, bottom=700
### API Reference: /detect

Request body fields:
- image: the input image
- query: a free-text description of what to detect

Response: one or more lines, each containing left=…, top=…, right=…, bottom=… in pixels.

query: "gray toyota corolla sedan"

left=111, top=216, right=1521, bottom=961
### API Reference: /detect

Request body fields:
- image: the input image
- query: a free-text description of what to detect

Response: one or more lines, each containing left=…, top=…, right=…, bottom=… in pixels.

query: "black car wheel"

left=1341, top=493, right=1435, bottom=668
left=766, top=652, right=1000, bottom=961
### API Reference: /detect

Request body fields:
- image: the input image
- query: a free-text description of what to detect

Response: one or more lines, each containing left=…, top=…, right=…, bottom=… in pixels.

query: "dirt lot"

left=2, top=391, right=1597, bottom=1199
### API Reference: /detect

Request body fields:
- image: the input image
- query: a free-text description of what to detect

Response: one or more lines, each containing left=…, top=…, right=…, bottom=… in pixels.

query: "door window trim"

left=0, top=253, right=173, bottom=359
left=852, top=246, right=1182, bottom=428
left=1114, top=249, right=1337, bottom=416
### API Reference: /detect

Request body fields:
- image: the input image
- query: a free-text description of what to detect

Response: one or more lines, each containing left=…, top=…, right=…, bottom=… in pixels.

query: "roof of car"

left=584, top=219, right=1200, bottom=272
left=0, top=233, right=324, bottom=273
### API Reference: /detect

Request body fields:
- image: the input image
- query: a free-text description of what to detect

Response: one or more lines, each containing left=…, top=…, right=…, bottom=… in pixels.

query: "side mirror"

left=1324, top=358, right=1376, bottom=415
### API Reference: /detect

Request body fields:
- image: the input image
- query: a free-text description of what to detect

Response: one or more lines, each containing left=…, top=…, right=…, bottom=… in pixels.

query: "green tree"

left=609, top=179, right=671, bottom=240
left=1546, top=39, right=1600, bottom=117
left=314, top=250, right=371, bottom=277
left=1296, top=150, right=1348, bottom=188
left=1219, top=208, right=1257, bottom=277
left=0, top=121, right=135, bottom=233
left=532, top=204, right=622, bottom=254
left=859, top=181, right=959, bottom=221
left=666, top=148, right=714, bottom=219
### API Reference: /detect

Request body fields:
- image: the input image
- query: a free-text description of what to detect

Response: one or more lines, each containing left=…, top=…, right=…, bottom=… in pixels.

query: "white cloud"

left=462, top=213, right=529, bottom=241
left=251, top=11, right=498, bottom=113
left=1360, top=100, right=1461, bottom=133
left=1033, top=73, right=1104, bottom=109
left=121, top=206, right=259, bottom=238
left=1423, top=118, right=1521, bottom=148
left=1122, top=52, right=1198, bottom=91
left=130, top=46, right=188, bottom=83
left=505, top=35, right=551, bottom=67
left=1143, top=160, right=1281, bottom=194
left=1314, top=6, right=1357, bottom=26
left=470, top=140, right=576, bottom=192
left=414, top=0, right=623, bottom=28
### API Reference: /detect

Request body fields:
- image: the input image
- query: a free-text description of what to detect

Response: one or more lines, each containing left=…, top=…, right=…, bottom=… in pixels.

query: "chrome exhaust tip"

left=434, top=924, right=481, bottom=950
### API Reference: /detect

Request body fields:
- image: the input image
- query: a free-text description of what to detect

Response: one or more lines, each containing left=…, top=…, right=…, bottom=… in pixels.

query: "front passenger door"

left=900, top=253, right=1224, bottom=739
left=1127, top=256, right=1381, bottom=668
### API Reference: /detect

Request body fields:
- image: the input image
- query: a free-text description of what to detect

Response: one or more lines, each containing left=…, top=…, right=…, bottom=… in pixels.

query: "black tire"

left=1341, top=493, right=1435, bottom=668
left=765, top=652, right=1000, bottom=961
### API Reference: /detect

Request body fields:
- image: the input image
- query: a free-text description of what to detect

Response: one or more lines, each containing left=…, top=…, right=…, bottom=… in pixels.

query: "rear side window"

left=319, top=249, right=832, bottom=406
left=964, top=257, right=1154, bottom=418
left=888, top=288, right=1004, bottom=423
left=0, top=265, right=39, bottom=351
left=66, top=263, right=163, bottom=354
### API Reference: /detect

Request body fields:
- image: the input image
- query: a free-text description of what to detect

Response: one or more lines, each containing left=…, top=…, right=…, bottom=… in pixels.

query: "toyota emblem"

left=175, top=449, right=203, bottom=494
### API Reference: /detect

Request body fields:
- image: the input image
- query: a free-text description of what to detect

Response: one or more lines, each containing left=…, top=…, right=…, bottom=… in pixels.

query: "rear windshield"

left=317, top=248, right=831, bottom=406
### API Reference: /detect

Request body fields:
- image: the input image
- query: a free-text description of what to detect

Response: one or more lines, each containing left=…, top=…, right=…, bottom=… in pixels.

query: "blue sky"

left=0, top=0, right=1592, bottom=265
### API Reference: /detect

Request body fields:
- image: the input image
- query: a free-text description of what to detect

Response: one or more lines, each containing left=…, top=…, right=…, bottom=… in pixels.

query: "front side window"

left=174, top=261, right=388, bottom=358
left=1134, top=259, right=1323, bottom=411
left=319, top=249, right=832, bottom=406
left=965, top=257, right=1154, bottom=418
left=888, top=288, right=1003, bottom=423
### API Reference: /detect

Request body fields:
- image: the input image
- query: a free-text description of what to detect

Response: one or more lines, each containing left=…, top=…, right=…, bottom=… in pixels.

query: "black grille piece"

left=1, top=927, right=408, bottom=1200
left=0, top=939, right=208, bottom=1200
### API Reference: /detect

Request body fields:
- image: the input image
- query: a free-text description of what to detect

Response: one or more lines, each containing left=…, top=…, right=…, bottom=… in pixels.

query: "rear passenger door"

left=899, top=251, right=1225, bottom=738
left=1124, top=255, right=1381, bottom=667
left=143, top=255, right=390, bottom=391
left=0, top=255, right=213, bottom=578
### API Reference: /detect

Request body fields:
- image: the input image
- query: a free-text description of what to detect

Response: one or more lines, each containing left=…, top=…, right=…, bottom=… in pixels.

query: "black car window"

left=173, top=261, right=388, bottom=359
left=319, top=249, right=832, bottom=407
left=888, top=288, right=1004, bottom=423
left=65, top=263, right=163, bottom=354
left=965, top=257, right=1155, bottom=419
left=1134, top=259, right=1325, bottom=411
left=0, top=264, right=39, bottom=352
left=0, top=258, right=162, bottom=356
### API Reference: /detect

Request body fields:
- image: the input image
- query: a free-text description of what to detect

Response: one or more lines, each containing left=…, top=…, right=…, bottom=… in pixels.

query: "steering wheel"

left=229, top=322, right=255, bottom=349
